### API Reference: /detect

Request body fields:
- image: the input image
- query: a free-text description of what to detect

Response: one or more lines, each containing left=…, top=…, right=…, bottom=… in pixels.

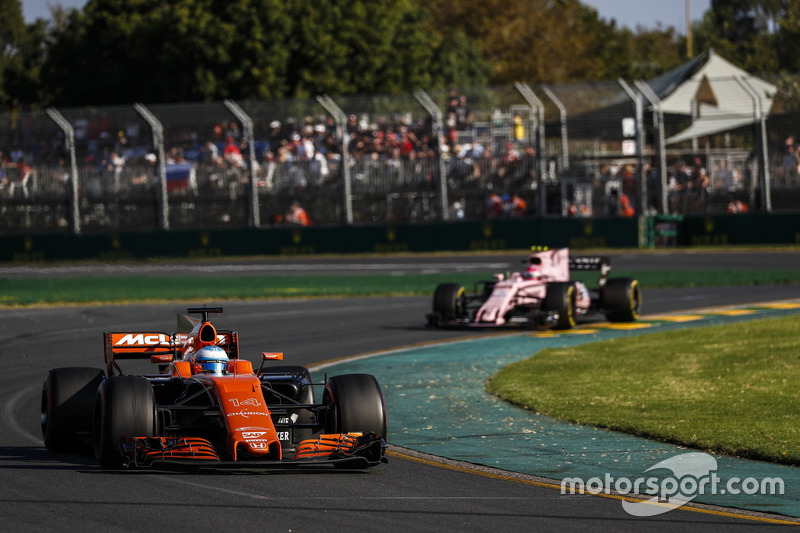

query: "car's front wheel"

left=542, top=282, right=576, bottom=329
left=323, top=374, right=387, bottom=440
left=93, top=376, right=156, bottom=469
left=432, top=282, right=467, bottom=323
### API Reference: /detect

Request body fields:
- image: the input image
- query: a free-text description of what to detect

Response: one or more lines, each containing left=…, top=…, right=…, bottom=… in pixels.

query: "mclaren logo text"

left=114, top=333, right=171, bottom=346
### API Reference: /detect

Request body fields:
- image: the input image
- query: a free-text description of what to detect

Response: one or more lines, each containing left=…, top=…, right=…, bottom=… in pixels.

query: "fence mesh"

left=2, top=75, right=799, bottom=235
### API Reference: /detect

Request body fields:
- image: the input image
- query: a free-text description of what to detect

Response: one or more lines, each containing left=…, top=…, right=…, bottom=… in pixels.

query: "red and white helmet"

left=523, top=265, right=542, bottom=279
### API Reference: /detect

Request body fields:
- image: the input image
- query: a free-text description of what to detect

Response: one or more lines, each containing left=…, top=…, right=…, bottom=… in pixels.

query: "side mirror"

left=262, top=352, right=284, bottom=361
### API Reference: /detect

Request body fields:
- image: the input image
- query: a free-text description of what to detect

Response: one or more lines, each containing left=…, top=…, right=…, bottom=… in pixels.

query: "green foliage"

left=488, top=315, right=800, bottom=464
left=693, top=0, right=784, bottom=74
left=2, top=0, right=799, bottom=108
left=40, top=0, right=293, bottom=106
left=0, top=0, right=48, bottom=109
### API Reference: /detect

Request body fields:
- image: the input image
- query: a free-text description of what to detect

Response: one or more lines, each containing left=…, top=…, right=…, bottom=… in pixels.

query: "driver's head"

left=523, top=265, right=542, bottom=279
left=193, top=345, right=229, bottom=375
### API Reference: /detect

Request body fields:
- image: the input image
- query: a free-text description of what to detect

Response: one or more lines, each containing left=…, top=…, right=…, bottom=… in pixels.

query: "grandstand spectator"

left=456, top=95, right=473, bottom=130
left=223, top=136, right=244, bottom=168
left=267, top=120, right=284, bottom=149
left=711, top=159, right=734, bottom=192
left=497, top=142, right=520, bottom=182
left=782, top=136, right=798, bottom=180
left=688, top=166, right=710, bottom=212
left=668, top=160, right=690, bottom=214
left=607, top=188, right=633, bottom=217
left=286, top=200, right=311, bottom=226
left=12, top=157, right=33, bottom=198
left=486, top=192, right=504, bottom=218
left=507, top=194, right=528, bottom=217
left=225, top=121, right=242, bottom=141
left=727, top=200, right=748, bottom=213
left=166, top=146, right=186, bottom=164
left=450, top=199, right=465, bottom=219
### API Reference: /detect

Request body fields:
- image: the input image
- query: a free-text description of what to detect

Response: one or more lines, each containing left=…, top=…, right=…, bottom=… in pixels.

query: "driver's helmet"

left=193, top=345, right=229, bottom=375
left=523, top=265, right=542, bottom=280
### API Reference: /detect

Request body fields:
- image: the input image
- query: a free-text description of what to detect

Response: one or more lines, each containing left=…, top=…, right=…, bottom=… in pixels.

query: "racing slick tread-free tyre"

left=93, top=376, right=156, bottom=469
left=542, top=282, right=576, bottom=329
left=323, top=374, right=387, bottom=441
left=432, top=283, right=467, bottom=323
left=602, top=277, right=642, bottom=322
left=41, top=367, right=105, bottom=452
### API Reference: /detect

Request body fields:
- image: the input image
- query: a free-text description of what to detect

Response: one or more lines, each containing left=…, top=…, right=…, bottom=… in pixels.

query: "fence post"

left=618, top=79, right=647, bottom=217
left=541, top=85, right=569, bottom=171
left=736, top=76, right=772, bottom=212
left=134, top=103, right=169, bottom=230
left=634, top=80, right=668, bottom=215
left=316, top=95, right=352, bottom=224
left=413, top=90, right=449, bottom=221
left=515, top=82, right=547, bottom=216
left=224, top=99, right=260, bottom=227
left=45, top=108, right=81, bottom=235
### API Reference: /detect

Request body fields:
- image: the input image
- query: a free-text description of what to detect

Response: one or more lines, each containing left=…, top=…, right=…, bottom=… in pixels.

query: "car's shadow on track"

left=0, top=445, right=97, bottom=470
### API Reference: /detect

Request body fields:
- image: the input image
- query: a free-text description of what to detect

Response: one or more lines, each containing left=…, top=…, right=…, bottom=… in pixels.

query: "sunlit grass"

left=488, top=315, right=800, bottom=465
left=2, top=269, right=799, bottom=307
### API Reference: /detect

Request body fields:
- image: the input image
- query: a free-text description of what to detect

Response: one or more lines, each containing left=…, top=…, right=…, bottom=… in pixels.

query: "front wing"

left=122, top=432, right=387, bottom=469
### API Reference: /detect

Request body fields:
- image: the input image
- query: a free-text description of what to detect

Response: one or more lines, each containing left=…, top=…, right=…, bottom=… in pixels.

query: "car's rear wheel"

left=323, top=374, right=387, bottom=440
left=433, top=283, right=467, bottom=322
left=93, top=376, right=156, bottom=469
left=602, top=278, right=642, bottom=322
left=542, top=282, right=576, bottom=329
left=41, top=367, right=105, bottom=452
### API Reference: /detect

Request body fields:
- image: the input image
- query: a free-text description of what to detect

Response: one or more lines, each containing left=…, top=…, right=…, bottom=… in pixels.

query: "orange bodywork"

left=194, top=373, right=282, bottom=461
left=294, top=433, right=365, bottom=460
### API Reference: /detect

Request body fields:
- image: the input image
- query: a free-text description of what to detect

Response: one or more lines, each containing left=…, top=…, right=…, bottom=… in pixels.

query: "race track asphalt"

left=2, top=250, right=800, bottom=530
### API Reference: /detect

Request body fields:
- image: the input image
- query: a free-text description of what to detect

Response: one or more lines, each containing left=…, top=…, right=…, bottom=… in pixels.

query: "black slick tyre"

left=602, top=278, right=642, bottom=322
left=323, top=374, right=387, bottom=440
left=542, top=282, right=576, bottom=329
left=93, top=376, right=156, bottom=469
left=41, top=367, right=105, bottom=452
left=432, top=283, right=466, bottom=322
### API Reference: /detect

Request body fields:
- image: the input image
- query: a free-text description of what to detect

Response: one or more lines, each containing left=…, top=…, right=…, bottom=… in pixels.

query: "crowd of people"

left=2, top=99, right=796, bottom=227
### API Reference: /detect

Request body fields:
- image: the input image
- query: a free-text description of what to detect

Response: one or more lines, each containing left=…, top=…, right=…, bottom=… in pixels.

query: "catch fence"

left=2, top=74, right=798, bottom=234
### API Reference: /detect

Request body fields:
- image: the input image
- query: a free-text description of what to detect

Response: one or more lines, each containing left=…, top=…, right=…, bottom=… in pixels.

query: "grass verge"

left=2, top=269, right=800, bottom=307
left=487, top=314, right=800, bottom=465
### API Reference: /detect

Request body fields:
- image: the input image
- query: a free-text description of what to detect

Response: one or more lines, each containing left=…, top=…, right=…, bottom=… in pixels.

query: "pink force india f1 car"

left=41, top=306, right=387, bottom=469
left=426, top=248, right=642, bottom=329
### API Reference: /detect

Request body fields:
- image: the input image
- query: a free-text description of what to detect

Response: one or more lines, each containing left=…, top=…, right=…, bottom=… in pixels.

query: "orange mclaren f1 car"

left=41, top=306, right=387, bottom=469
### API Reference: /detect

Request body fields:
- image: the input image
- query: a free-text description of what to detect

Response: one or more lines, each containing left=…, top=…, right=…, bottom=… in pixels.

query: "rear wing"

left=569, top=256, right=611, bottom=285
left=104, top=329, right=240, bottom=376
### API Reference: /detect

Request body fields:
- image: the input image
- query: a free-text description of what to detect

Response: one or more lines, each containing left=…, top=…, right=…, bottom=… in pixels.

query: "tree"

left=284, top=0, right=487, bottom=97
left=41, top=0, right=293, bottom=106
left=37, top=0, right=488, bottom=106
left=693, top=0, right=782, bottom=74
left=424, top=0, right=685, bottom=84
left=0, top=0, right=48, bottom=110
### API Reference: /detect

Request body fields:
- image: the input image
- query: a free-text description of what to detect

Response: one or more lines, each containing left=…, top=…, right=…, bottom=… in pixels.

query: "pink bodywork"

left=473, top=248, right=591, bottom=326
